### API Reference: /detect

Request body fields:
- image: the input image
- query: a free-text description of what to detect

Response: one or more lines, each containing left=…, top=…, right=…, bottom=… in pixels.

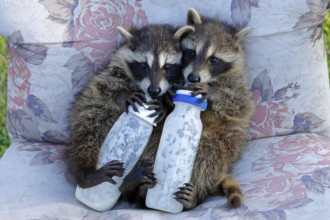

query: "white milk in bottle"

left=75, top=103, right=156, bottom=211
left=146, top=90, right=207, bottom=213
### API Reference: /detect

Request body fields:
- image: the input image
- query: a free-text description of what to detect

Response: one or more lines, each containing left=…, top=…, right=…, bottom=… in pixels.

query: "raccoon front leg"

left=64, top=72, right=140, bottom=189
left=186, top=82, right=216, bottom=103
left=119, top=158, right=157, bottom=207
left=119, top=121, right=164, bottom=206
left=146, top=97, right=170, bottom=123
left=79, top=160, right=125, bottom=188
left=119, top=158, right=157, bottom=195
left=114, top=89, right=147, bottom=113
left=173, top=183, right=198, bottom=210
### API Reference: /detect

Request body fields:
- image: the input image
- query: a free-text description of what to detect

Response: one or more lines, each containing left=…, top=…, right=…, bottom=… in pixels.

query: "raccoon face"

left=181, top=8, right=249, bottom=84
left=126, top=50, right=182, bottom=97
left=117, top=25, right=194, bottom=99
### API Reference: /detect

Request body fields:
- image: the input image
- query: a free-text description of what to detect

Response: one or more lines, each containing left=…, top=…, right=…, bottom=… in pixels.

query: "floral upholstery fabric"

left=0, top=0, right=330, bottom=219
left=1, top=133, right=330, bottom=219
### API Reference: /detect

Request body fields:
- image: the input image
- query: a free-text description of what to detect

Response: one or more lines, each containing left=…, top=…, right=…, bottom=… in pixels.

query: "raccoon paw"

left=80, top=160, right=125, bottom=188
left=125, top=92, right=147, bottom=113
left=173, top=183, right=197, bottom=210
left=163, top=84, right=185, bottom=109
left=119, top=157, right=157, bottom=195
left=97, top=160, right=125, bottom=184
left=167, top=83, right=185, bottom=98
left=146, top=99, right=167, bottom=123
left=186, top=83, right=209, bottom=103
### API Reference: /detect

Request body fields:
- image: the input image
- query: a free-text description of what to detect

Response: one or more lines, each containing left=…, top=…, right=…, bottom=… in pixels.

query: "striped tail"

left=217, top=175, right=243, bottom=208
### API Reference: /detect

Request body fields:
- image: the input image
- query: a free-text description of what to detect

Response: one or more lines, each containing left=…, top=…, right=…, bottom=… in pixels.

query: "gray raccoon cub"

left=172, top=9, right=254, bottom=209
left=64, top=24, right=194, bottom=194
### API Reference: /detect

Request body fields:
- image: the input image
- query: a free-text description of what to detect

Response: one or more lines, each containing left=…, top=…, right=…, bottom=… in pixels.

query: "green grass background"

left=1, top=15, right=330, bottom=157
left=0, top=36, right=9, bottom=157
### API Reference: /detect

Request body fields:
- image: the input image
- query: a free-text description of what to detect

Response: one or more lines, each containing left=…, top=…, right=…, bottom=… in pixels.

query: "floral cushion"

left=1, top=0, right=330, bottom=219
left=1, top=133, right=330, bottom=219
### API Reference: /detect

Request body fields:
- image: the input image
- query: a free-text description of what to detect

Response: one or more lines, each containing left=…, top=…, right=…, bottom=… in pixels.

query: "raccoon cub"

left=64, top=24, right=193, bottom=192
left=173, top=9, right=253, bottom=209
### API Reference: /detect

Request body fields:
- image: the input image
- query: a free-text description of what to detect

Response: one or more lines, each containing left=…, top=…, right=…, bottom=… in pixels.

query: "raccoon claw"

left=136, top=157, right=157, bottom=197
left=98, top=160, right=125, bottom=185
left=168, top=83, right=185, bottom=98
left=137, top=160, right=158, bottom=198
left=146, top=99, right=160, bottom=109
left=192, top=92, right=207, bottom=103
left=198, top=95, right=208, bottom=103
left=186, top=83, right=209, bottom=94
left=173, top=183, right=197, bottom=210
left=125, top=92, right=147, bottom=113
left=119, top=157, right=157, bottom=195
left=146, top=99, right=167, bottom=123
left=163, top=92, right=175, bottom=109
left=185, top=83, right=209, bottom=102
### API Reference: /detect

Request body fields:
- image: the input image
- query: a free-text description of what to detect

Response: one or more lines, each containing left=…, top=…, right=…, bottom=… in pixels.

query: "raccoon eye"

left=163, top=64, right=172, bottom=71
left=139, top=62, right=148, bottom=69
left=209, top=56, right=219, bottom=65
left=183, top=49, right=196, bottom=60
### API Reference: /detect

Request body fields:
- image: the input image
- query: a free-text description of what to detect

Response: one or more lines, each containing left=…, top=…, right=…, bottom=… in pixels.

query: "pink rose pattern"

left=6, top=31, right=70, bottom=143
left=248, top=70, right=324, bottom=140
left=68, top=0, right=148, bottom=92
left=6, top=1, right=149, bottom=141
left=6, top=31, right=47, bottom=140
left=72, top=0, right=148, bottom=69
left=236, top=134, right=330, bottom=218
left=186, top=134, right=330, bottom=219
left=6, top=45, right=31, bottom=109
left=185, top=136, right=330, bottom=219
left=40, top=0, right=148, bottom=93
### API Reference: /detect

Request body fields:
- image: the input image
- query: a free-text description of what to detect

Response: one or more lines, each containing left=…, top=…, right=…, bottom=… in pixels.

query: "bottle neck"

left=173, top=102, right=202, bottom=117
left=173, top=90, right=207, bottom=111
left=128, top=103, right=156, bottom=126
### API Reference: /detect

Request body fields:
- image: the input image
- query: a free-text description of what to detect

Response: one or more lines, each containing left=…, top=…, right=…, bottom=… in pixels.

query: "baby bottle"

left=145, top=90, right=207, bottom=213
left=75, top=103, right=156, bottom=211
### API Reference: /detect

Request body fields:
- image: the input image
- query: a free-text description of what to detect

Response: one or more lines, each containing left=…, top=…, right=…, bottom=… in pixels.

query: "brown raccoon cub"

left=64, top=24, right=193, bottom=194
left=173, top=9, right=254, bottom=209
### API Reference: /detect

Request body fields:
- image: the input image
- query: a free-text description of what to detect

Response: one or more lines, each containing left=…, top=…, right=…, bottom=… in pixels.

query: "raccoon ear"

left=174, top=25, right=195, bottom=40
left=187, top=8, right=202, bottom=25
left=117, top=26, right=133, bottom=41
left=235, top=27, right=250, bottom=40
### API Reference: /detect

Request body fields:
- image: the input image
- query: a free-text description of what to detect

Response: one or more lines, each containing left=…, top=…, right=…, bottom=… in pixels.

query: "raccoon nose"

left=188, top=73, right=200, bottom=83
left=148, top=85, right=161, bottom=96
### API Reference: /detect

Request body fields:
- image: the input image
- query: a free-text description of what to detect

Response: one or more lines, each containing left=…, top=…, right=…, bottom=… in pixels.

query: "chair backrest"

left=0, top=0, right=329, bottom=144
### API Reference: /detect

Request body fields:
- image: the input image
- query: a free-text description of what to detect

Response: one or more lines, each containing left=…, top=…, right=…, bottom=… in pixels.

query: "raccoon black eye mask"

left=183, top=48, right=233, bottom=78
left=208, top=56, right=232, bottom=76
left=128, top=60, right=182, bottom=88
